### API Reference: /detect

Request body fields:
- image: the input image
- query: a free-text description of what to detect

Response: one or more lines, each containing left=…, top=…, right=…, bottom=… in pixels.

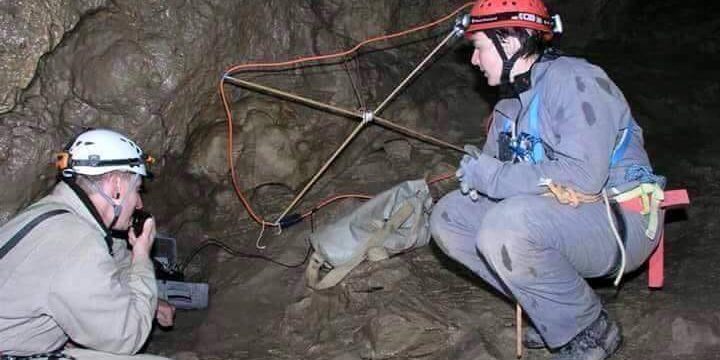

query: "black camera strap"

left=0, top=351, right=76, bottom=359
left=61, top=177, right=114, bottom=256
left=0, top=209, right=69, bottom=261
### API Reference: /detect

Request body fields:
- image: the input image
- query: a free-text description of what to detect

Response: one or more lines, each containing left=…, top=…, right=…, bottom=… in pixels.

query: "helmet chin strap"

left=88, top=174, right=141, bottom=230
left=487, top=31, right=524, bottom=87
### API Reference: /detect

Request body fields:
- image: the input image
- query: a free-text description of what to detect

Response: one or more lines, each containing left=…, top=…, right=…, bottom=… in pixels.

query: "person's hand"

left=457, top=144, right=482, bottom=183
left=128, top=217, right=156, bottom=261
left=462, top=144, right=483, bottom=161
left=458, top=180, right=481, bottom=201
left=457, top=145, right=482, bottom=201
left=156, top=299, right=175, bottom=327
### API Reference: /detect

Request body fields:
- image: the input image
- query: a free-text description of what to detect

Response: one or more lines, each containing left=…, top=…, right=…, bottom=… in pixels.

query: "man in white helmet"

left=0, top=129, right=173, bottom=359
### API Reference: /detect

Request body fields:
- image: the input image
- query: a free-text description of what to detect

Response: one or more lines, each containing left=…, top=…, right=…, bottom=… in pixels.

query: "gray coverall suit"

left=430, top=54, right=662, bottom=347
left=0, top=182, right=168, bottom=359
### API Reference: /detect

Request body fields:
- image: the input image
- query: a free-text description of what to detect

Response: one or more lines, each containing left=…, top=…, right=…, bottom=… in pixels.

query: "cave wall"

left=0, top=0, right=485, bottom=237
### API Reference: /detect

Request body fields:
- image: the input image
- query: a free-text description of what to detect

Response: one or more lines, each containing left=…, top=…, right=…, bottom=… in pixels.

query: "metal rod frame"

left=224, top=27, right=464, bottom=225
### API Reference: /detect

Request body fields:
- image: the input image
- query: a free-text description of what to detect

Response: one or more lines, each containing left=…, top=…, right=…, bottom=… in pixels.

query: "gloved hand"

left=456, top=145, right=482, bottom=201
left=458, top=180, right=481, bottom=201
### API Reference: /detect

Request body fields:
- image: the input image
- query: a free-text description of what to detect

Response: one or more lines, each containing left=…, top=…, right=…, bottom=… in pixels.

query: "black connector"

left=278, top=213, right=303, bottom=228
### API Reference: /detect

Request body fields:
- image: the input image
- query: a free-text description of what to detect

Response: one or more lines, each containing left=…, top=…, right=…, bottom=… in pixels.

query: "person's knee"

left=429, top=209, right=454, bottom=256
left=428, top=200, right=446, bottom=235
left=475, top=198, right=536, bottom=271
left=429, top=192, right=458, bottom=239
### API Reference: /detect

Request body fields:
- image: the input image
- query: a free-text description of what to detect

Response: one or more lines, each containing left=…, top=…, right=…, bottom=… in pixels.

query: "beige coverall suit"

left=0, top=182, right=168, bottom=359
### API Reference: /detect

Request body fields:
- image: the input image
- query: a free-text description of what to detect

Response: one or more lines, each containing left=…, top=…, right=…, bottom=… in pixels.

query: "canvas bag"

left=305, top=179, right=433, bottom=290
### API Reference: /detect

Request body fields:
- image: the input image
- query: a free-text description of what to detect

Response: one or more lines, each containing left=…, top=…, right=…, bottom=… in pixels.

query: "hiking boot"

left=551, top=310, right=622, bottom=360
left=523, top=325, right=546, bottom=349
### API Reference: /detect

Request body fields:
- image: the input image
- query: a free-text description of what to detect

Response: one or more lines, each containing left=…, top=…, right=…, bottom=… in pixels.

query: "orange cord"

left=427, top=171, right=456, bottom=185
left=300, top=194, right=373, bottom=219
left=219, top=3, right=473, bottom=228
left=222, top=3, right=473, bottom=76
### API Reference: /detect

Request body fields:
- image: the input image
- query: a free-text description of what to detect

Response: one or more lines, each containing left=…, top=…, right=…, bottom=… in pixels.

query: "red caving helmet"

left=465, top=0, right=556, bottom=40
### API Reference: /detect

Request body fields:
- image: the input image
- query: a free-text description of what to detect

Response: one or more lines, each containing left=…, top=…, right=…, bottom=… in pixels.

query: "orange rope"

left=428, top=171, right=456, bottom=185
left=223, top=3, right=473, bottom=75
left=220, top=81, right=274, bottom=226
left=300, top=194, right=373, bottom=219
left=219, top=3, right=473, bottom=228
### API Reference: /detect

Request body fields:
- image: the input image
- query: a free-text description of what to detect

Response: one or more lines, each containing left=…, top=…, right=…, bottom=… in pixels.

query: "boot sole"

left=522, top=335, right=546, bottom=349
left=522, top=328, right=546, bottom=349
left=523, top=340, right=546, bottom=349
left=601, top=322, right=622, bottom=357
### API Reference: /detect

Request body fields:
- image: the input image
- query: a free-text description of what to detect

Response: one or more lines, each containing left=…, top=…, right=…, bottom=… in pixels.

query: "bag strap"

left=306, top=203, right=414, bottom=290
left=0, top=209, right=70, bottom=261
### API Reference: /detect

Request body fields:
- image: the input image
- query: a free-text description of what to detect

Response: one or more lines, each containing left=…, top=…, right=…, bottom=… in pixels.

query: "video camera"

left=131, top=209, right=152, bottom=238
left=114, top=210, right=209, bottom=310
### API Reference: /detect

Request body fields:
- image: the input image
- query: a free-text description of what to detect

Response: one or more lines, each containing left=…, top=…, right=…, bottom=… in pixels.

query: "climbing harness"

left=220, top=3, right=477, bottom=234
left=536, top=120, right=665, bottom=287
left=540, top=179, right=602, bottom=207
left=499, top=90, right=546, bottom=163
left=610, top=166, right=666, bottom=240
left=605, top=131, right=665, bottom=286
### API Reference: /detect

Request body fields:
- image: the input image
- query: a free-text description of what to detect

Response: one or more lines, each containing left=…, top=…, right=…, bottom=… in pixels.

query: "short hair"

left=484, top=27, right=549, bottom=59
left=75, top=171, right=135, bottom=196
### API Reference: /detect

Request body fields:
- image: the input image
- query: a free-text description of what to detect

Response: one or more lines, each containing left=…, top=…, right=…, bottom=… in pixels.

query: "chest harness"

left=497, top=90, right=546, bottom=164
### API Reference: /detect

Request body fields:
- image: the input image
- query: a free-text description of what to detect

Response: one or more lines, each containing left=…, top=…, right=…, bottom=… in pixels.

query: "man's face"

left=470, top=31, right=503, bottom=86
left=113, top=175, right=143, bottom=231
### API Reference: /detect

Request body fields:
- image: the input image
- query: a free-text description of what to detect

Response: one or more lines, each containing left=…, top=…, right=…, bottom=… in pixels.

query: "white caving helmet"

left=57, top=128, right=152, bottom=178
left=56, top=128, right=154, bottom=231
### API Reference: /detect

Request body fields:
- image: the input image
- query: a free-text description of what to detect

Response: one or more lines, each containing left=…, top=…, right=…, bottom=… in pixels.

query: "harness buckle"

left=611, top=183, right=665, bottom=239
